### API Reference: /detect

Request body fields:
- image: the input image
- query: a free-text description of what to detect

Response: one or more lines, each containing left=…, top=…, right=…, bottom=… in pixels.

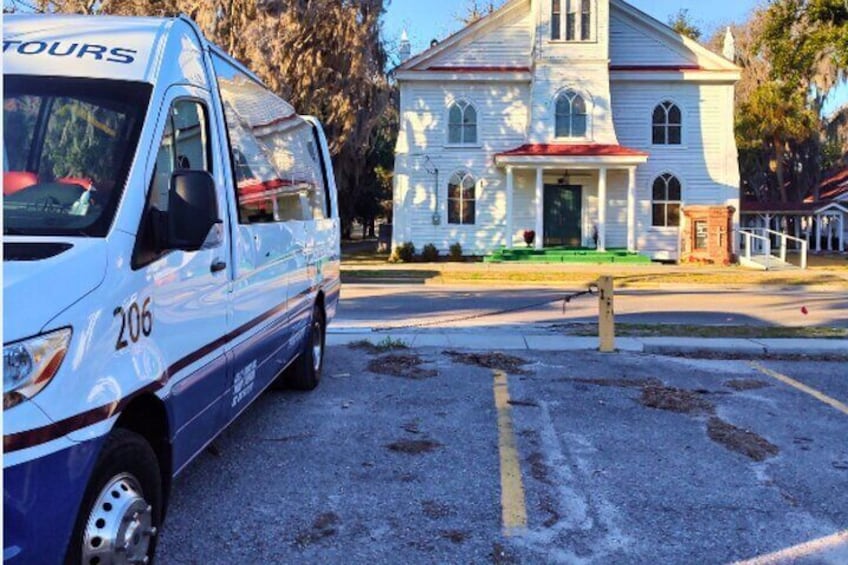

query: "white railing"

left=738, top=227, right=808, bottom=269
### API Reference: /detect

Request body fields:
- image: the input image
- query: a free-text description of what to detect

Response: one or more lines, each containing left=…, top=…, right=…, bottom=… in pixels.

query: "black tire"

left=285, top=303, right=326, bottom=391
left=66, top=428, right=162, bottom=565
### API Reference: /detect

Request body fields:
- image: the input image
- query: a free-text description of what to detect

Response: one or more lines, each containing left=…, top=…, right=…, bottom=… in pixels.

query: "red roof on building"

left=425, top=66, right=531, bottom=72
left=740, top=200, right=818, bottom=213
left=495, top=143, right=649, bottom=158
left=815, top=168, right=848, bottom=201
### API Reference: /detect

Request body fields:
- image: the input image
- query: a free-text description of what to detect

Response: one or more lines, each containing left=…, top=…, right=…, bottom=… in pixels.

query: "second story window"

left=447, top=100, right=477, bottom=145
left=555, top=90, right=588, bottom=138
left=652, top=101, right=682, bottom=145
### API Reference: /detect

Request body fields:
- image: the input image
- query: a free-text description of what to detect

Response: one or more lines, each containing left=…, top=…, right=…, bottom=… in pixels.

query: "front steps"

left=485, top=247, right=652, bottom=264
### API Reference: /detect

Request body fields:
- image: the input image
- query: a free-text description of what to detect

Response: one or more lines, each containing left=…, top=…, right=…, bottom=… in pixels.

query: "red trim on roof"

left=495, top=143, right=649, bottom=158
left=609, top=65, right=703, bottom=72
left=425, top=66, right=531, bottom=73
left=818, top=168, right=848, bottom=201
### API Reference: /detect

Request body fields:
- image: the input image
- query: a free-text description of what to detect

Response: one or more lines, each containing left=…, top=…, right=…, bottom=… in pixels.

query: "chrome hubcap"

left=312, top=319, right=323, bottom=373
left=82, top=473, right=155, bottom=565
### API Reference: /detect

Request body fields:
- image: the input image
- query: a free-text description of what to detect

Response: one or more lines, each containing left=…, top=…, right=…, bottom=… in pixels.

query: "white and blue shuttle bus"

left=3, top=14, right=341, bottom=563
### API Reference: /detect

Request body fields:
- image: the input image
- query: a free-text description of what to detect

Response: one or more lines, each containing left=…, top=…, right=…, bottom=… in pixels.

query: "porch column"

left=535, top=167, right=543, bottom=250
left=626, top=167, right=636, bottom=252
left=816, top=215, right=822, bottom=252
left=840, top=213, right=845, bottom=252
left=506, top=166, right=514, bottom=249
left=794, top=216, right=801, bottom=249
left=597, top=166, right=608, bottom=252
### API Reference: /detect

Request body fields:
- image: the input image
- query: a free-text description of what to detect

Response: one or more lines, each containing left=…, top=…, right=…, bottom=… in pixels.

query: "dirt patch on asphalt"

left=707, top=417, right=779, bottom=462
left=440, top=530, right=469, bottom=544
left=639, top=385, right=716, bottom=415
left=367, top=354, right=437, bottom=379
left=294, top=512, right=339, bottom=547
left=527, top=452, right=552, bottom=485
left=386, top=439, right=442, bottom=455
left=724, top=379, right=771, bottom=391
left=566, top=377, right=663, bottom=389
left=539, top=495, right=561, bottom=528
left=444, top=351, right=530, bottom=375
left=422, top=500, right=454, bottom=519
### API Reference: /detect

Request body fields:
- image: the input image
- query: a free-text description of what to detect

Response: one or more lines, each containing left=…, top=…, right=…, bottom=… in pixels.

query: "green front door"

left=543, top=185, right=582, bottom=247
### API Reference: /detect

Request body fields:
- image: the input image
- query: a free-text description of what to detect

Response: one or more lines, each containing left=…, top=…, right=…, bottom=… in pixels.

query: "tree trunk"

left=774, top=135, right=787, bottom=202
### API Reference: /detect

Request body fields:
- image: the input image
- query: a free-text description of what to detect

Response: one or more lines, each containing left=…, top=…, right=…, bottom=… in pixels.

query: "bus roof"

left=3, top=14, right=199, bottom=84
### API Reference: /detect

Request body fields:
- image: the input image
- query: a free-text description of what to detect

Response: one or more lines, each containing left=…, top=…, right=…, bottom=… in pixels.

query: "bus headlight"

left=4, top=328, right=72, bottom=409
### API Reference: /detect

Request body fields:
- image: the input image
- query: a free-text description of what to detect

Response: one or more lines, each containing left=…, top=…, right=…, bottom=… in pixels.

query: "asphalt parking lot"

left=157, top=347, right=848, bottom=564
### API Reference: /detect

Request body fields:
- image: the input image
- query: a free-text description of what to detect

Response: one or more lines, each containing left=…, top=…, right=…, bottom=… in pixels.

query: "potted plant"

left=523, top=229, right=535, bottom=247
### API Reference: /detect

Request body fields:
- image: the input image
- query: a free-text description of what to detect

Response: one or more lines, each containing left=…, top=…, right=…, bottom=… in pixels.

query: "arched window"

left=555, top=90, right=588, bottom=138
left=447, top=171, right=476, bottom=225
left=652, top=101, right=682, bottom=145
left=652, top=173, right=682, bottom=227
left=447, top=100, right=477, bottom=145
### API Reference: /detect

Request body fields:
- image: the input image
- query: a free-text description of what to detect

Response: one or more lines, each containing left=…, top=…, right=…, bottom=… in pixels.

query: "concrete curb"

left=327, top=327, right=848, bottom=358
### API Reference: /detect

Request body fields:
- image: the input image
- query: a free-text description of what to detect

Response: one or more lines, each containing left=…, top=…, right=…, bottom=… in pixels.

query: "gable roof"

left=396, top=0, right=739, bottom=76
left=396, top=0, right=529, bottom=73
left=609, top=0, right=739, bottom=72
left=805, top=167, right=848, bottom=203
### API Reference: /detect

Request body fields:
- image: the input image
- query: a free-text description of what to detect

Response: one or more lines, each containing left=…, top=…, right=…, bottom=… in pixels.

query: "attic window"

left=551, top=0, right=593, bottom=41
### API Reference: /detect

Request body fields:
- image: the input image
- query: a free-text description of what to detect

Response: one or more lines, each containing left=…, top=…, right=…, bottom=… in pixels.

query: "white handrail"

left=738, top=227, right=807, bottom=269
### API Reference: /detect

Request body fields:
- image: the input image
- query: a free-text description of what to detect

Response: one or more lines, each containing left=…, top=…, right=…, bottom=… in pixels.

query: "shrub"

left=421, top=243, right=440, bottom=262
left=523, top=230, right=535, bottom=247
left=391, top=242, right=415, bottom=263
left=449, top=242, right=463, bottom=261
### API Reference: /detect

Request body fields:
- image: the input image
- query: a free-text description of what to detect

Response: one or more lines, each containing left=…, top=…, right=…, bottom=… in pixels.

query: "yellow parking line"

left=751, top=362, right=848, bottom=417
left=493, top=369, right=528, bottom=535
left=732, top=529, right=848, bottom=564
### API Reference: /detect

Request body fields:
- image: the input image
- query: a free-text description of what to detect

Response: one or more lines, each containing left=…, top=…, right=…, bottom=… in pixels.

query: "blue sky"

left=383, top=0, right=847, bottom=116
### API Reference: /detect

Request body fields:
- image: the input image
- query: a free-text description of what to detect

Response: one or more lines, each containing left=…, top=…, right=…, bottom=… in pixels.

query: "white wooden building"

left=391, top=0, right=741, bottom=261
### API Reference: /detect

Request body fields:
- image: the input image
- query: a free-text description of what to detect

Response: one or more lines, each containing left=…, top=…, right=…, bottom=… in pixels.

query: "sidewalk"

left=327, top=326, right=848, bottom=358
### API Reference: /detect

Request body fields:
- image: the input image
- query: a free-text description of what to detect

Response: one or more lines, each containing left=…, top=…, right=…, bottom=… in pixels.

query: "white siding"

left=609, top=12, right=697, bottom=67
left=427, top=7, right=532, bottom=68
left=394, top=81, right=530, bottom=252
left=610, top=81, right=739, bottom=257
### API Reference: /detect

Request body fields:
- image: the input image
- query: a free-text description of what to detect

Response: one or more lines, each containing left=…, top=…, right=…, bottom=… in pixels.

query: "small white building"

left=391, top=0, right=741, bottom=261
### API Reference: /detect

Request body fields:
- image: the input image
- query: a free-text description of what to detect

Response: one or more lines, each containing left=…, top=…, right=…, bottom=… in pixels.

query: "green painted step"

left=485, top=247, right=652, bottom=264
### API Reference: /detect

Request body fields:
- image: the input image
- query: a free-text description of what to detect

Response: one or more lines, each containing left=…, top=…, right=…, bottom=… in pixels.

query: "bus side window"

left=134, top=99, right=212, bottom=268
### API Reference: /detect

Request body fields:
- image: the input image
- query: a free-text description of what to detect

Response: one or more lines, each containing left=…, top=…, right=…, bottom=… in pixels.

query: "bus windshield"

left=3, top=75, right=152, bottom=236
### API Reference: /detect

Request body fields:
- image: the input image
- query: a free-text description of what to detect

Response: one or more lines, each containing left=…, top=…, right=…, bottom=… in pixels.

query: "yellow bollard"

left=598, top=276, right=615, bottom=352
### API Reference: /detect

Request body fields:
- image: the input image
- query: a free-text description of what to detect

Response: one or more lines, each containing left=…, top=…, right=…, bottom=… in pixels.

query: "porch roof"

left=740, top=201, right=818, bottom=214
left=494, top=143, right=649, bottom=168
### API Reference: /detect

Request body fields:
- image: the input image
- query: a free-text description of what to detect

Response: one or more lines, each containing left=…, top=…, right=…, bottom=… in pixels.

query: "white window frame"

left=650, top=172, right=684, bottom=229
left=445, top=99, right=479, bottom=147
left=446, top=170, right=477, bottom=226
left=550, top=0, right=595, bottom=43
left=651, top=100, right=685, bottom=147
left=553, top=88, right=591, bottom=139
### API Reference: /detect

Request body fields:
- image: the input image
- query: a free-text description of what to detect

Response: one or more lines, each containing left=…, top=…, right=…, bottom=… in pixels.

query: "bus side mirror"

left=166, top=171, right=220, bottom=251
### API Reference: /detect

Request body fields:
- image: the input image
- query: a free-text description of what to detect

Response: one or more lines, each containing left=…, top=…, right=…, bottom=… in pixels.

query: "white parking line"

left=732, top=530, right=848, bottom=564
